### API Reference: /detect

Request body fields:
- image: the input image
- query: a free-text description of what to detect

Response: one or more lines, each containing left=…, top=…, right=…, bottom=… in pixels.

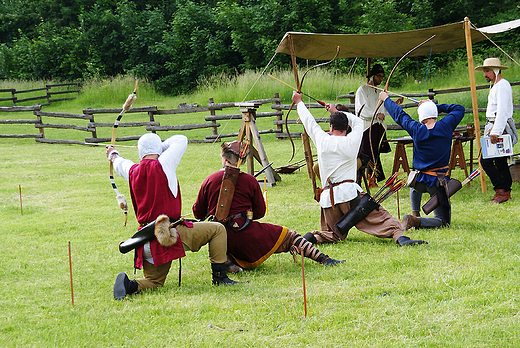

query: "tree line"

left=0, top=0, right=518, bottom=94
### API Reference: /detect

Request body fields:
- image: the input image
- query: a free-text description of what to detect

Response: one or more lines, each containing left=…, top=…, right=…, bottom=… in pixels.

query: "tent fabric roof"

left=275, top=19, right=520, bottom=60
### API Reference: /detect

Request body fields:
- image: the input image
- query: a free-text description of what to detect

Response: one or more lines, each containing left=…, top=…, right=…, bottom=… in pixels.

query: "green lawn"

left=2, top=66, right=520, bottom=346
left=1, top=130, right=520, bottom=346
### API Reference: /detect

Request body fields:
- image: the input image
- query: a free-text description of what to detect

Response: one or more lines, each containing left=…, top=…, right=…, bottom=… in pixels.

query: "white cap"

left=138, top=133, right=162, bottom=160
left=418, top=101, right=438, bottom=123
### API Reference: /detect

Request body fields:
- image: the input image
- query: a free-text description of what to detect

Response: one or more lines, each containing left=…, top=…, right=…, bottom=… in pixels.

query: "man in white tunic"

left=475, top=58, right=516, bottom=203
left=292, top=91, right=426, bottom=247
left=355, top=64, right=402, bottom=187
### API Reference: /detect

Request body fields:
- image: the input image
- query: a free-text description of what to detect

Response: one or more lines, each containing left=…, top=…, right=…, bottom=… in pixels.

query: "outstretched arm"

left=106, top=146, right=134, bottom=181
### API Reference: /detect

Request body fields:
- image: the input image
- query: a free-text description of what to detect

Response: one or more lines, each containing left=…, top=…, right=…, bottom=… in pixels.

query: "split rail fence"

left=0, top=83, right=519, bottom=144
left=0, top=83, right=81, bottom=107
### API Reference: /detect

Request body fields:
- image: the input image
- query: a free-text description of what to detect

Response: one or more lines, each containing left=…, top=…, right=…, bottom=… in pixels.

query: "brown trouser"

left=274, top=229, right=299, bottom=253
left=313, top=193, right=403, bottom=244
left=135, top=221, right=227, bottom=292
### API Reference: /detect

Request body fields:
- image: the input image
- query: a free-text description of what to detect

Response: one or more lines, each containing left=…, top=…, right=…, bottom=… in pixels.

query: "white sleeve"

left=112, top=156, right=135, bottom=182
left=345, top=111, right=364, bottom=145
left=158, top=135, right=188, bottom=197
left=490, top=82, right=513, bottom=136
left=355, top=87, right=372, bottom=121
left=296, top=102, right=327, bottom=146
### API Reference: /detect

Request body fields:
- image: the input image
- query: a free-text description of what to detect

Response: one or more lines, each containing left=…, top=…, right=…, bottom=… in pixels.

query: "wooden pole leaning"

left=464, top=17, right=487, bottom=193
left=236, top=102, right=277, bottom=186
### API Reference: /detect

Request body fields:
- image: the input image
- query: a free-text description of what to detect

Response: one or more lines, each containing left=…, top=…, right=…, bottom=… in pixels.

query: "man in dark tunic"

left=192, top=141, right=343, bottom=271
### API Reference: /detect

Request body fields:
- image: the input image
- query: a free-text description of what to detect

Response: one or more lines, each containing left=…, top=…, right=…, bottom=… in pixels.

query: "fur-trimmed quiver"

left=154, top=214, right=178, bottom=247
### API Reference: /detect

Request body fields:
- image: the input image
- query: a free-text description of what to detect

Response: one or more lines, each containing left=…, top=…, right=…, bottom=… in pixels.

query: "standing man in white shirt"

left=475, top=58, right=517, bottom=203
left=355, top=64, right=403, bottom=188
left=292, top=91, right=426, bottom=247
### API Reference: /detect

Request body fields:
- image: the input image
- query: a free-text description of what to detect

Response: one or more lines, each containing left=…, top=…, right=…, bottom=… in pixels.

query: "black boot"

left=211, top=263, right=242, bottom=285
left=113, top=272, right=138, bottom=300
left=302, top=232, right=317, bottom=244
left=396, top=236, right=427, bottom=247
left=319, top=256, right=345, bottom=266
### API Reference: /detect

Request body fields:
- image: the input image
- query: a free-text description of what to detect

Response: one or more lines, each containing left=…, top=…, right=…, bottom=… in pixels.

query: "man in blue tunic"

left=379, top=92, right=465, bottom=230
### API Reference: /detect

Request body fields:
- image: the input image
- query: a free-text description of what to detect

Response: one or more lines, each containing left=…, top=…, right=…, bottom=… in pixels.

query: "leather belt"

left=322, top=178, right=354, bottom=209
left=421, top=166, right=448, bottom=177
left=215, top=212, right=242, bottom=224
left=139, top=216, right=179, bottom=227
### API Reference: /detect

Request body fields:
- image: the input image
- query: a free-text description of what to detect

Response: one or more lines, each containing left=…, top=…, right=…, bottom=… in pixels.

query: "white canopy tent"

left=275, top=17, right=520, bottom=192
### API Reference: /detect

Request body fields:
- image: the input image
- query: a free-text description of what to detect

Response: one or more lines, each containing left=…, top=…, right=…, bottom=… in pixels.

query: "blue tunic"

left=384, top=99, right=465, bottom=187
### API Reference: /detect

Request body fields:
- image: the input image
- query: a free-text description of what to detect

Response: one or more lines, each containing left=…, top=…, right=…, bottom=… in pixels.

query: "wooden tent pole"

left=288, top=34, right=318, bottom=196
left=464, top=17, right=487, bottom=193
left=366, top=58, right=371, bottom=83
left=289, top=35, right=300, bottom=91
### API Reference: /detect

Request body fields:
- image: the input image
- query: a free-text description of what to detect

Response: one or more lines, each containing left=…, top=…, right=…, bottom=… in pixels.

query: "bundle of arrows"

left=461, top=167, right=482, bottom=186
left=236, top=141, right=249, bottom=168
left=372, top=172, right=407, bottom=204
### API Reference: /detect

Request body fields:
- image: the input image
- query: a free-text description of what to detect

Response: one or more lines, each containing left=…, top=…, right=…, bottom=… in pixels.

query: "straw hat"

left=475, top=58, right=508, bottom=71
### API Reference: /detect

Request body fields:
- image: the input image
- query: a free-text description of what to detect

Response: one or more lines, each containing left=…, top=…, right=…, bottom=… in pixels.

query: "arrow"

left=265, top=73, right=328, bottom=107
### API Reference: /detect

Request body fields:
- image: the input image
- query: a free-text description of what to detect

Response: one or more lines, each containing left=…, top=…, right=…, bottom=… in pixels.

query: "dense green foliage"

left=0, top=0, right=519, bottom=93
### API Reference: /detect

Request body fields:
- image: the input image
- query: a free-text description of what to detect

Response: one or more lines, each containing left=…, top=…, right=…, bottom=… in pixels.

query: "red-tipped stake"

left=397, top=190, right=400, bottom=219
left=69, top=241, right=74, bottom=306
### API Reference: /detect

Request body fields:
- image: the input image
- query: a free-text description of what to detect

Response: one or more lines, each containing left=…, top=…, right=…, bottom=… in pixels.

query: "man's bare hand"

left=106, top=146, right=115, bottom=158
left=327, top=104, right=337, bottom=113
left=291, top=91, right=303, bottom=104
left=489, top=134, right=499, bottom=144
left=379, top=91, right=388, bottom=102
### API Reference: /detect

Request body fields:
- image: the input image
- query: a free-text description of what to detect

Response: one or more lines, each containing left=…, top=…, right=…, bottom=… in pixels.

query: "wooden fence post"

left=46, top=85, right=51, bottom=105
left=349, top=91, right=355, bottom=104
left=274, top=93, right=282, bottom=134
left=209, top=98, right=218, bottom=136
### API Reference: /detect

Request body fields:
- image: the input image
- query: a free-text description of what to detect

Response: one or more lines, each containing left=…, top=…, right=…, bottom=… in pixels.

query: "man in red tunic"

left=192, top=141, right=343, bottom=271
left=107, top=133, right=240, bottom=300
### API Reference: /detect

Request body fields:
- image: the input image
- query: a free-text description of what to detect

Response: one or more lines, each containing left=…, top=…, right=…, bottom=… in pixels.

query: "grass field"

left=2, top=63, right=520, bottom=347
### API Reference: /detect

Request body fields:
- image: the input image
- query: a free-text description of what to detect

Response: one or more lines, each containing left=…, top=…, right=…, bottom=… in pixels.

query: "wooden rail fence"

left=0, top=83, right=518, bottom=144
left=0, top=83, right=81, bottom=107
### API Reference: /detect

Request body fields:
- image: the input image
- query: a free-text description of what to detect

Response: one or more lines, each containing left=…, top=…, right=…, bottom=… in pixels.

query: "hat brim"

left=475, top=65, right=508, bottom=71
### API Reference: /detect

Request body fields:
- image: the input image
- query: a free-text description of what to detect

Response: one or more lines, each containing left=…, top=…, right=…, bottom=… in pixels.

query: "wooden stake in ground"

left=301, top=248, right=308, bottom=318
left=397, top=190, right=400, bottom=220
left=69, top=241, right=74, bottom=306
left=19, top=185, right=23, bottom=215
left=178, top=258, right=182, bottom=287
